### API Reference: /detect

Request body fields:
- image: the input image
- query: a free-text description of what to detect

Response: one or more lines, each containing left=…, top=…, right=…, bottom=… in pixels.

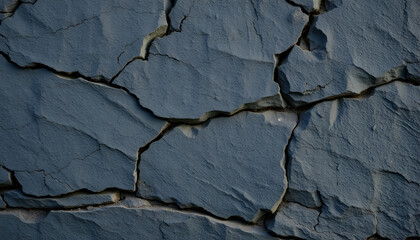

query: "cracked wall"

left=0, top=0, right=419, bottom=239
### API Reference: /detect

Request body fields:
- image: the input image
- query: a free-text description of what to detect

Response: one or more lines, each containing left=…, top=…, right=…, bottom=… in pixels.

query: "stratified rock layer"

left=278, top=0, right=420, bottom=105
left=0, top=206, right=278, bottom=240
left=282, top=82, right=420, bottom=239
left=0, top=56, right=166, bottom=197
left=0, top=0, right=167, bottom=79
left=138, top=111, right=297, bottom=222
left=114, top=0, right=308, bottom=119
left=3, top=190, right=120, bottom=209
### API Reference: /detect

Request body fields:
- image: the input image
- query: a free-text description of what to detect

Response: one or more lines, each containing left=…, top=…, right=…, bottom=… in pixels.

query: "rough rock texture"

left=0, top=0, right=16, bottom=20
left=0, top=57, right=166, bottom=197
left=0, top=0, right=168, bottom=79
left=0, top=166, right=12, bottom=187
left=114, top=0, right=308, bottom=119
left=0, top=197, right=6, bottom=209
left=292, top=0, right=321, bottom=12
left=3, top=190, right=120, bottom=209
left=0, top=0, right=419, bottom=239
left=138, top=111, right=297, bottom=222
left=266, top=202, right=319, bottom=238
left=0, top=206, right=278, bottom=240
left=0, top=0, right=28, bottom=21
left=278, top=0, right=420, bottom=105
left=283, top=82, right=420, bottom=239
left=121, top=195, right=151, bottom=208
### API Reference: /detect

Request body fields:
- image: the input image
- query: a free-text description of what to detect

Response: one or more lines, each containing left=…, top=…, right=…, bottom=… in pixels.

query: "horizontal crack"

left=285, top=78, right=420, bottom=113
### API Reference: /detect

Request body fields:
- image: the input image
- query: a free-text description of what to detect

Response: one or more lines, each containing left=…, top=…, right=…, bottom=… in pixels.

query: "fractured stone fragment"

left=284, top=189, right=322, bottom=208
left=291, top=0, right=322, bottom=12
left=0, top=56, right=166, bottom=197
left=266, top=202, right=319, bottom=239
left=0, top=166, right=12, bottom=187
left=114, top=0, right=308, bottom=119
left=138, top=110, right=297, bottom=222
left=0, top=0, right=18, bottom=20
left=0, top=0, right=33, bottom=20
left=0, top=206, right=279, bottom=239
left=120, top=196, right=151, bottom=208
left=3, top=189, right=120, bottom=209
left=407, top=62, right=420, bottom=79
left=0, top=0, right=167, bottom=79
left=373, top=171, right=420, bottom=239
left=0, top=196, right=5, bottom=209
left=287, top=82, right=420, bottom=239
left=278, top=0, right=420, bottom=105
left=314, top=198, right=376, bottom=239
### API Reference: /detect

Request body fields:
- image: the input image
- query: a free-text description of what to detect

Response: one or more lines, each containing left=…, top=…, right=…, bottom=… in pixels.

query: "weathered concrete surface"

left=284, top=82, right=420, bottom=239
left=0, top=0, right=167, bottom=79
left=114, top=0, right=308, bottom=119
left=0, top=56, right=166, bottom=197
left=138, top=111, right=297, bottom=222
left=278, top=0, right=420, bottom=105
left=3, top=190, right=120, bottom=209
left=0, top=206, right=279, bottom=240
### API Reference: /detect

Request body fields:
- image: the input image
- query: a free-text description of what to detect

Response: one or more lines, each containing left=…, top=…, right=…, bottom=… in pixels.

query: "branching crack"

left=116, top=37, right=142, bottom=65
left=170, top=0, right=196, bottom=32
left=301, top=78, right=335, bottom=95
left=134, top=122, right=173, bottom=192
left=313, top=196, right=325, bottom=231
left=287, top=78, right=420, bottom=112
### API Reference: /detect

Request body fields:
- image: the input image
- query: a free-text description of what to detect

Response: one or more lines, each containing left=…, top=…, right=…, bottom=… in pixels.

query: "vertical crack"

left=134, top=123, right=174, bottom=192
left=109, top=0, right=177, bottom=83
left=250, top=0, right=263, bottom=48
left=313, top=194, right=325, bottom=231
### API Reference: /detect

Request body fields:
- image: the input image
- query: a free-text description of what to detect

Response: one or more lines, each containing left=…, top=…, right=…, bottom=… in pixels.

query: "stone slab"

left=138, top=110, right=297, bottom=222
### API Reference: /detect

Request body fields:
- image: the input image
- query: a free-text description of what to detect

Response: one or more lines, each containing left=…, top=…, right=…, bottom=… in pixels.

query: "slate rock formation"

left=0, top=0, right=419, bottom=239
